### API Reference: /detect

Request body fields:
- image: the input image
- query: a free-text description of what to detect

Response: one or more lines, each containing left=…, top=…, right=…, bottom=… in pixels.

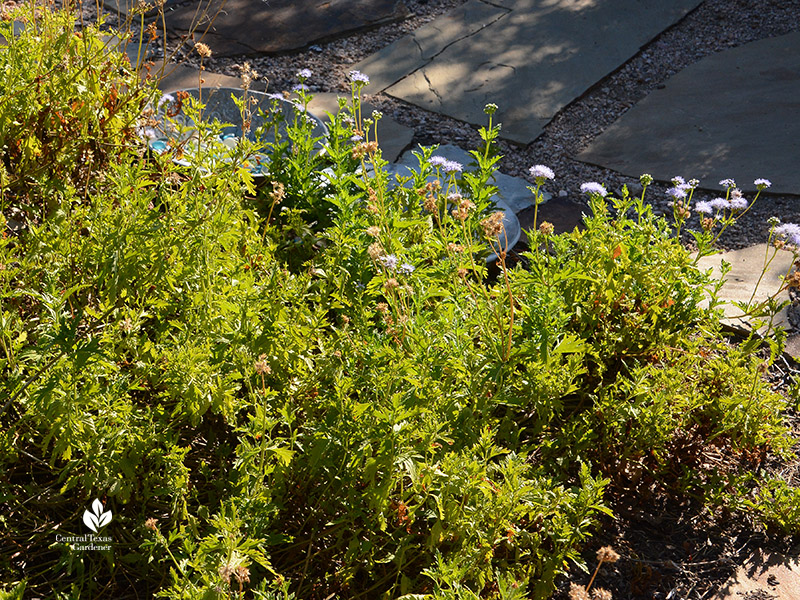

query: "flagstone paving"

left=579, top=32, right=800, bottom=195
left=155, top=0, right=409, bottom=57
left=715, top=548, right=800, bottom=600
left=354, top=0, right=701, bottom=144
left=694, top=243, right=794, bottom=332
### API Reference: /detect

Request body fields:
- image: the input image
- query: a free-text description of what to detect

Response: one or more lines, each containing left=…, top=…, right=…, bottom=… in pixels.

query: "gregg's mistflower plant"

left=695, top=200, right=713, bottom=215
left=429, top=156, right=447, bottom=168
left=774, top=223, right=800, bottom=248
left=529, top=164, right=555, bottom=183
left=709, top=197, right=731, bottom=211
left=720, top=178, right=736, bottom=189
left=580, top=182, right=607, bottom=197
left=755, top=178, right=772, bottom=190
left=666, top=186, right=688, bottom=202
left=296, top=68, right=312, bottom=80
left=349, top=70, right=370, bottom=85
left=442, top=160, right=463, bottom=174
left=379, top=254, right=399, bottom=270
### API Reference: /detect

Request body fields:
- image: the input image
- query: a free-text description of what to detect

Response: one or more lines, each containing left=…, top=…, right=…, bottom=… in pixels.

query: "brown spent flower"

left=423, top=194, right=437, bottom=213
left=457, top=267, right=468, bottom=278
left=448, top=243, right=465, bottom=253
left=219, top=563, right=234, bottom=584
left=591, top=588, right=613, bottom=600
left=596, top=546, right=620, bottom=563
left=144, top=517, right=158, bottom=532
left=376, top=302, right=389, bottom=313
left=254, top=354, right=271, bottom=376
left=269, top=181, right=285, bottom=205
left=239, top=61, right=258, bottom=90
left=195, top=42, right=212, bottom=59
left=366, top=226, right=380, bottom=237
left=539, top=221, right=554, bottom=235
left=368, top=242, right=384, bottom=261
left=234, top=565, right=250, bottom=585
left=785, top=270, right=800, bottom=289
left=451, top=197, right=474, bottom=222
left=480, top=211, right=505, bottom=238
left=568, top=583, right=590, bottom=600
left=384, top=278, right=400, bottom=291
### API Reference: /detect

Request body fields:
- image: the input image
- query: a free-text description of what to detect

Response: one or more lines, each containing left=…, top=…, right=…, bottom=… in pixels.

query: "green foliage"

left=1, top=7, right=798, bottom=599
left=0, top=5, right=152, bottom=208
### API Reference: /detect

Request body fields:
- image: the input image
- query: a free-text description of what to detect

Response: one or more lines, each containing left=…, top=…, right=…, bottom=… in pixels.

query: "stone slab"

left=695, top=243, right=794, bottom=331
left=378, top=0, right=701, bottom=144
left=352, top=0, right=509, bottom=92
left=716, top=548, right=800, bottom=600
left=160, top=0, right=408, bottom=57
left=107, top=0, right=183, bottom=20
left=516, top=195, right=585, bottom=243
left=305, top=93, right=414, bottom=163
left=147, top=60, right=268, bottom=93
left=579, top=32, right=800, bottom=194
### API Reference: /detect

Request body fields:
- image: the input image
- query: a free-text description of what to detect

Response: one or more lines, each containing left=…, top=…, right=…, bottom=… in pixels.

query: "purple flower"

left=709, top=197, right=730, bottom=211
left=719, top=178, right=736, bottom=188
left=157, top=93, right=175, bottom=109
left=775, top=223, right=800, bottom=246
left=688, top=179, right=700, bottom=189
left=292, top=83, right=310, bottom=92
left=379, top=254, right=399, bottom=270
left=350, top=134, right=363, bottom=143
left=442, top=160, right=463, bottom=174
left=666, top=186, right=687, bottom=200
left=529, top=164, right=555, bottom=181
left=296, top=68, right=312, bottom=79
left=754, top=178, right=772, bottom=190
left=580, top=182, right=607, bottom=196
left=671, top=175, right=686, bottom=186
left=349, top=70, right=370, bottom=85
left=694, top=200, right=713, bottom=214
left=429, top=156, right=447, bottom=168
left=447, top=192, right=462, bottom=202
left=399, top=263, right=415, bottom=275
left=729, top=197, right=748, bottom=210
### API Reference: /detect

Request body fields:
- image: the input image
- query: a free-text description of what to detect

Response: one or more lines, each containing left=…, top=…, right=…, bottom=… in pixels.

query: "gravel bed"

left=76, top=0, right=800, bottom=251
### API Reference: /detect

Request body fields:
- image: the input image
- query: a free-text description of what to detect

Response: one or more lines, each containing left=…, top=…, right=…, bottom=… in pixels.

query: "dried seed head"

left=234, top=565, right=250, bottom=584
left=144, top=517, right=158, bottom=532
left=539, top=221, right=554, bottom=235
left=195, top=42, right=212, bottom=59
left=480, top=212, right=505, bottom=238
left=366, top=226, right=380, bottom=237
left=219, top=563, right=234, bottom=584
left=592, top=588, right=613, bottom=600
left=597, top=546, right=620, bottom=563
left=569, top=583, right=590, bottom=600
left=269, top=181, right=285, bottom=205
left=384, top=278, right=400, bottom=291
left=368, top=242, right=384, bottom=260
left=254, top=354, right=271, bottom=375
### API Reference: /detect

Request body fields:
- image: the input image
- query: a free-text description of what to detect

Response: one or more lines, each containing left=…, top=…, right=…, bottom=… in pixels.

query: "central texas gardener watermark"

left=55, top=498, right=113, bottom=551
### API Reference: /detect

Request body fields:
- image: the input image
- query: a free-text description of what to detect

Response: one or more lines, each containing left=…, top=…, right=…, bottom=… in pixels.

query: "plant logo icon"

left=83, top=498, right=112, bottom=533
